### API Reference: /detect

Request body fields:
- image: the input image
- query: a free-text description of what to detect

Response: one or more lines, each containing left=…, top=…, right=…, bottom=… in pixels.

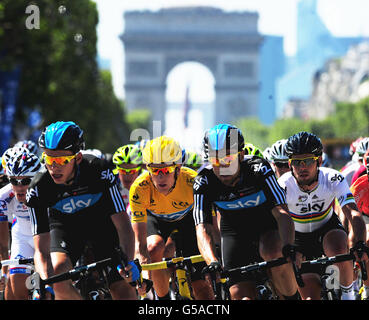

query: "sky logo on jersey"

left=52, top=193, right=102, bottom=214
left=215, top=191, right=266, bottom=210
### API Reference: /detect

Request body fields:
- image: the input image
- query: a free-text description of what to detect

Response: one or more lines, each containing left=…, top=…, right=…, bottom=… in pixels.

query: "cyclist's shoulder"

left=242, top=155, right=274, bottom=178
left=29, top=166, right=51, bottom=190
left=319, top=167, right=347, bottom=185
left=178, top=166, right=197, bottom=187
left=80, top=154, right=110, bottom=174
left=277, top=171, right=293, bottom=185
left=180, top=166, right=197, bottom=177
left=0, top=183, right=12, bottom=198
left=193, top=163, right=214, bottom=188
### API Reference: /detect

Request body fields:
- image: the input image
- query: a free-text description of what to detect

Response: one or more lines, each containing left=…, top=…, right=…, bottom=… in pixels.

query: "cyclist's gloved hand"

left=117, top=260, right=141, bottom=283
left=202, top=261, right=223, bottom=275
left=45, top=285, right=55, bottom=300
left=351, top=241, right=369, bottom=261
left=128, top=261, right=140, bottom=282
left=282, top=243, right=299, bottom=261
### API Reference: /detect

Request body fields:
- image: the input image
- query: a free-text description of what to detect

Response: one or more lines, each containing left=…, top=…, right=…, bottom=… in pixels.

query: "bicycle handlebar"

left=221, top=257, right=288, bottom=278
left=0, top=257, right=34, bottom=268
left=26, top=257, right=113, bottom=299
left=141, top=254, right=204, bottom=271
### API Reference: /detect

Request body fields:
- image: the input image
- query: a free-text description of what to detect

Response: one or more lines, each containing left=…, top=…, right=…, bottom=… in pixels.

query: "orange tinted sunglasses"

left=117, top=167, right=141, bottom=175
left=209, top=152, right=240, bottom=167
left=41, top=152, right=77, bottom=166
left=147, top=165, right=176, bottom=175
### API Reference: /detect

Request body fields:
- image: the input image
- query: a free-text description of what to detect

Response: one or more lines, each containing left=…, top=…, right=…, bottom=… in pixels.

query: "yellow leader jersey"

left=129, top=166, right=197, bottom=224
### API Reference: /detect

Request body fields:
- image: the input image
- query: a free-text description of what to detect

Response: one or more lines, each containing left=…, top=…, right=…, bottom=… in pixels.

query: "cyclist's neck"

left=64, top=164, right=80, bottom=186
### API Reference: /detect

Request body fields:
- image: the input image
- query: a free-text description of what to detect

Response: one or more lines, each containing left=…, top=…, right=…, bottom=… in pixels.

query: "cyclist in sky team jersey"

left=193, top=123, right=301, bottom=300
left=25, top=121, right=138, bottom=300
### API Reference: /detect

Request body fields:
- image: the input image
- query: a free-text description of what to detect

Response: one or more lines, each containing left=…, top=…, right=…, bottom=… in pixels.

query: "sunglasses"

left=209, top=152, right=239, bottom=167
left=288, top=156, right=319, bottom=167
left=117, top=167, right=141, bottom=175
left=147, top=165, right=176, bottom=175
left=274, top=162, right=289, bottom=169
left=41, top=152, right=77, bottom=166
left=8, top=177, right=32, bottom=186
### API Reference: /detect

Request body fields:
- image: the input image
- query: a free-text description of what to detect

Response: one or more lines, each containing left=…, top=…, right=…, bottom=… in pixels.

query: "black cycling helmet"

left=38, top=121, right=85, bottom=154
left=202, top=124, right=244, bottom=160
left=284, top=131, right=323, bottom=158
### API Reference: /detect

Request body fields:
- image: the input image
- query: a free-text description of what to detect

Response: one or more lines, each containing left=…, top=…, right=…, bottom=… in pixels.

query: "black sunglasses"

left=8, top=177, right=32, bottom=186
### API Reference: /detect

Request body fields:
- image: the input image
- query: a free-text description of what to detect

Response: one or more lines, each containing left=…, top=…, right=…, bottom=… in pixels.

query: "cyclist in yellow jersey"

left=130, top=136, right=214, bottom=300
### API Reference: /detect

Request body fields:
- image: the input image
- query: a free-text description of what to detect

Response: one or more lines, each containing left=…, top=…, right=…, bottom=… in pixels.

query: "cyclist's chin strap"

left=166, top=165, right=180, bottom=194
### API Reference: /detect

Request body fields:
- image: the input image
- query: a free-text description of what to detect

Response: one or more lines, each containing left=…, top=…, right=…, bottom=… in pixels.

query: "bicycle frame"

left=218, top=257, right=301, bottom=300
left=141, top=254, right=204, bottom=300
left=300, top=253, right=358, bottom=300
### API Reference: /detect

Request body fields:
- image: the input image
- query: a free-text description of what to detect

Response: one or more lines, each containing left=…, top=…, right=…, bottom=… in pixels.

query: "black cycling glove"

left=202, top=261, right=223, bottom=275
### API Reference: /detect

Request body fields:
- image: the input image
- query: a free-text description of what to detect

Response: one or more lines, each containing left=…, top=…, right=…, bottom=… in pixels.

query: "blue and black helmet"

left=38, top=121, right=85, bottom=154
left=202, top=124, right=244, bottom=160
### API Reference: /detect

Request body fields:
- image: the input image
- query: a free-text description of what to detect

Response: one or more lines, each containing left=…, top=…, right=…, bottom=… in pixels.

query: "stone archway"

left=120, top=6, right=262, bottom=133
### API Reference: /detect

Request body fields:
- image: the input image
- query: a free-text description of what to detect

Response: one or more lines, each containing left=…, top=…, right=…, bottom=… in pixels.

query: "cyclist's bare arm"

left=111, top=211, right=135, bottom=261
left=0, top=221, right=8, bottom=261
left=33, top=232, right=54, bottom=280
left=195, top=223, right=218, bottom=265
left=342, top=202, right=367, bottom=244
left=271, top=204, right=302, bottom=267
left=132, top=222, right=150, bottom=264
left=271, top=204, right=295, bottom=247
left=0, top=221, right=9, bottom=286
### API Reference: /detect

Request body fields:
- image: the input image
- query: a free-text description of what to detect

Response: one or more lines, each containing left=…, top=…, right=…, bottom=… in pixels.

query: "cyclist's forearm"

left=33, top=233, right=54, bottom=280
left=34, top=250, right=54, bottom=280
left=111, top=212, right=135, bottom=260
left=272, top=205, right=295, bottom=246
left=343, top=203, right=367, bottom=243
left=0, top=222, right=9, bottom=260
left=196, top=223, right=218, bottom=264
left=132, top=222, right=150, bottom=263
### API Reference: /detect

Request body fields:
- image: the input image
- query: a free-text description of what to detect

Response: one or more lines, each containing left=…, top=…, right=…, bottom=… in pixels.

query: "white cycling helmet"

left=2, top=147, right=30, bottom=170
left=263, top=147, right=273, bottom=162
left=6, top=150, right=41, bottom=177
left=81, top=148, right=105, bottom=159
left=270, top=139, right=289, bottom=163
left=355, top=137, right=369, bottom=158
left=14, top=139, right=38, bottom=155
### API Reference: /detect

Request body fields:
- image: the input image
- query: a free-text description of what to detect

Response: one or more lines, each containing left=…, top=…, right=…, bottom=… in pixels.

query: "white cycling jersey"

left=0, top=183, right=34, bottom=274
left=278, top=167, right=355, bottom=233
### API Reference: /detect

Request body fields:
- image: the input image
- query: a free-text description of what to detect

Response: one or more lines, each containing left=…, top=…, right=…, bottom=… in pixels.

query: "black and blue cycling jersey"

left=25, top=154, right=125, bottom=236
left=193, top=155, right=287, bottom=286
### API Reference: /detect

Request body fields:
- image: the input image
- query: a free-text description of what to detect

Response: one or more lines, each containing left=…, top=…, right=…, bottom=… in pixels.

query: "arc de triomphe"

left=120, top=6, right=262, bottom=132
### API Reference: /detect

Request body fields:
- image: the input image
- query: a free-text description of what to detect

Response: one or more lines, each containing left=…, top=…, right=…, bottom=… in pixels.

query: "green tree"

left=0, top=0, right=132, bottom=152
left=235, top=117, right=269, bottom=149
left=268, top=118, right=309, bottom=144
